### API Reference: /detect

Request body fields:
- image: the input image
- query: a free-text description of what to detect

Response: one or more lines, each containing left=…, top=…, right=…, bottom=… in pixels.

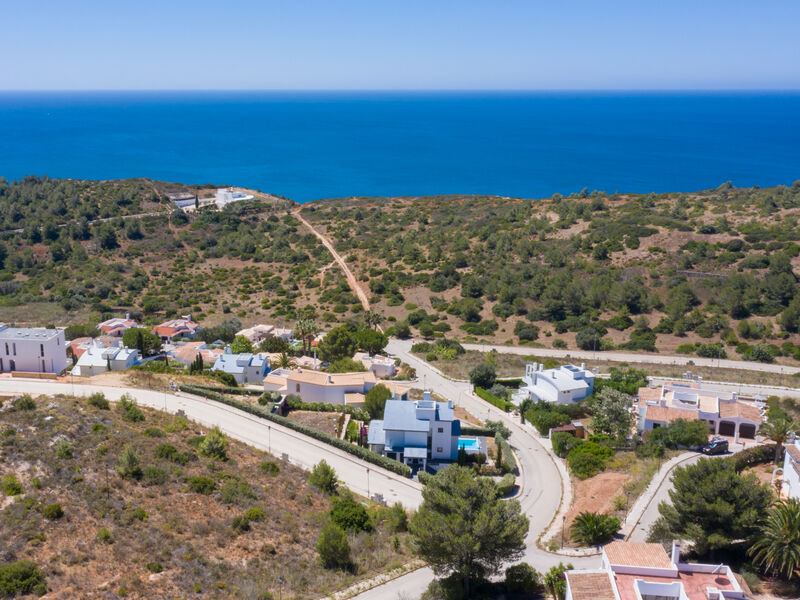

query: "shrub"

left=13, top=395, right=36, bottom=411
left=329, top=493, right=373, bottom=532
left=87, top=392, right=110, bottom=409
left=244, top=507, right=266, bottom=522
left=570, top=511, right=621, bottom=545
left=309, top=460, right=338, bottom=494
left=145, top=562, right=163, bottom=574
left=0, top=560, right=46, bottom=597
left=118, top=394, right=144, bottom=422
left=364, top=384, right=392, bottom=420
left=316, top=521, right=351, bottom=569
left=143, top=427, right=165, bottom=437
left=156, top=443, right=190, bottom=465
left=199, top=427, right=228, bottom=461
left=526, top=406, right=571, bottom=436
left=496, top=473, right=516, bottom=496
left=505, top=563, right=541, bottom=593
left=388, top=503, right=408, bottom=532
left=232, top=515, right=251, bottom=534
left=551, top=432, right=583, bottom=458
left=567, top=442, right=613, bottom=479
left=97, top=528, right=114, bottom=544
left=42, top=503, right=64, bottom=520
left=470, top=362, right=497, bottom=389
left=260, top=461, right=280, bottom=475
left=731, top=444, right=776, bottom=472
left=186, top=476, right=217, bottom=494
left=219, top=480, right=255, bottom=504
left=495, top=434, right=517, bottom=473
left=54, top=439, right=73, bottom=459
left=142, top=467, right=166, bottom=486
left=475, top=387, right=514, bottom=412
left=117, top=444, right=142, bottom=480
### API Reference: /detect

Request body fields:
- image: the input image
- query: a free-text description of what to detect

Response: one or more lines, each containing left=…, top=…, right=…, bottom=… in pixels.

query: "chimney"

left=580, top=362, right=585, bottom=370
left=671, top=541, right=681, bottom=565
left=424, top=391, right=431, bottom=402
left=225, top=345, right=232, bottom=354
left=539, top=363, right=543, bottom=372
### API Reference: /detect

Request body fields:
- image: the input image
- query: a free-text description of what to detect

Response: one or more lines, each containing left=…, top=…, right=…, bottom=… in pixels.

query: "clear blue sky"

left=3, top=0, right=799, bottom=90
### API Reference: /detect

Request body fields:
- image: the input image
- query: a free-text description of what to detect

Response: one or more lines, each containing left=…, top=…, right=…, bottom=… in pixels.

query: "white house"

left=276, top=369, right=378, bottom=405
left=97, top=314, right=138, bottom=337
left=70, top=342, right=139, bottom=377
left=564, top=541, right=747, bottom=600
left=211, top=348, right=270, bottom=384
left=353, top=352, right=397, bottom=378
left=152, top=316, right=200, bottom=342
left=636, top=382, right=763, bottom=440
left=236, top=324, right=275, bottom=345
left=0, top=324, right=68, bottom=375
left=367, top=392, right=461, bottom=469
left=514, top=362, right=595, bottom=405
left=783, top=441, right=800, bottom=500
left=215, top=188, right=254, bottom=210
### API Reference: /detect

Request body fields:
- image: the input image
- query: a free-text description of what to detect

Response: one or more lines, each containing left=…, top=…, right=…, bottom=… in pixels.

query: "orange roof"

left=286, top=369, right=377, bottom=387
left=566, top=572, right=615, bottom=600
left=604, top=542, right=673, bottom=569
left=718, top=401, right=761, bottom=423
left=786, top=444, right=800, bottom=462
left=638, top=386, right=662, bottom=402
left=643, top=405, right=699, bottom=424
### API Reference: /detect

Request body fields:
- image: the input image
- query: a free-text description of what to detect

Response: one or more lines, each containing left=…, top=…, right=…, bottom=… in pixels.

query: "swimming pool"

left=458, top=437, right=481, bottom=451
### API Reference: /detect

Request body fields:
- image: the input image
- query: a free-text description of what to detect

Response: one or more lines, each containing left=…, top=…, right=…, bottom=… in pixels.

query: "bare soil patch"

left=286, top=410, right=342, bottom=437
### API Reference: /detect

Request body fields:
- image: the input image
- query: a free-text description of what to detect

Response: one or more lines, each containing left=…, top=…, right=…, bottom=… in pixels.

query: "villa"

left=236, top=324, right=275, bottom=345
left=71, top=341, right=139, bottom=377
left=168, top=341, right=222, bottom=366
left=151, top=316, right=200, bottom=342
left=70, top=335, right=121, bottom=359
left=0, top=324, right=68, bottom=375
left=782, top=441, right=800, bottom=500
left=565, top=541, right=749, bottom=600
left=211, top=347, right=270, bottom=384
left=514, top=362, right=596, bottom=405
left=353, top=352, right=397, bottom=378
left=97, top=314, right=137, bottom=337
left=264, top=367, right=377, bottom=404
left=215, top=188, right=255, bottom=209
left=367, top=392, right=461, bottom=469
left=636, top=382, right=763, bottom=441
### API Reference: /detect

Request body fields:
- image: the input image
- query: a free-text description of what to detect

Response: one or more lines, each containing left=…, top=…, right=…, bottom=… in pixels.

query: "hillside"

left=3, top=176, right=800, bottom=364
left=0, top=392, right=411, bottom=598
left=301, top=183, right=800, bottom=363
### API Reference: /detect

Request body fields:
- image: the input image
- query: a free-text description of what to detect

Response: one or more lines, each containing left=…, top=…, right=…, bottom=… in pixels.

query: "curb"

left=319, top=561, right=426, bottom=600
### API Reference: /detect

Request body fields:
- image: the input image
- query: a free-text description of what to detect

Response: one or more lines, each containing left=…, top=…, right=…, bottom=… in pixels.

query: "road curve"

left=0, top=378, right=423, bottom=509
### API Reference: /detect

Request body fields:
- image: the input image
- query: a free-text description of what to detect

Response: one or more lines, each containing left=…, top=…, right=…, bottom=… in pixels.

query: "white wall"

left=784, top=446, right=800, bottom=500
left=0, top=330, right=68, bottom=374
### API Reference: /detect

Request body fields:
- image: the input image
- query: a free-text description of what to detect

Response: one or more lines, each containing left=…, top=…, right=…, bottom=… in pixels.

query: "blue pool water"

left=458, top=437, right=481, bottom=451
left=0, top=91, right=798, bottom=202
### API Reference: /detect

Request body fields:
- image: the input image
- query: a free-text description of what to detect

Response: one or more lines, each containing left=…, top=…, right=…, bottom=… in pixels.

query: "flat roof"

left=0, top=326, right=62, bottom=341
left=403, top=447, right=428, bottom=459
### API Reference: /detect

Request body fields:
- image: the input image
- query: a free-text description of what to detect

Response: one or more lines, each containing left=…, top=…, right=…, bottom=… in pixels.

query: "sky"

left=2, top=0, right=799, bottom=90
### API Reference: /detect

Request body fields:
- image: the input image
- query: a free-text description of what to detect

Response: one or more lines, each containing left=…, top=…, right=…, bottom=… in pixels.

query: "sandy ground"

left=563, top=472, right=628, bottom=541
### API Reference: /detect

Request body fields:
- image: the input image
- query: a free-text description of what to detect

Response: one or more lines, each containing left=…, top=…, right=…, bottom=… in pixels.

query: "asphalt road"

left=0, top=378, right=423, bottom=509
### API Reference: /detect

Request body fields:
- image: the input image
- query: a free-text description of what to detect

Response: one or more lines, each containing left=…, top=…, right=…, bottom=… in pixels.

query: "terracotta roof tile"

left=718, top=401, right=762, bottom=423
left=787, top=444, right=800, bottom=461
left=565, top=571, right=616, bottom=600
left=638, top=386, right=662, bottom=402
left=604, top=541, right=673, bottom=569
left=643, top=405, right=699, bottom=423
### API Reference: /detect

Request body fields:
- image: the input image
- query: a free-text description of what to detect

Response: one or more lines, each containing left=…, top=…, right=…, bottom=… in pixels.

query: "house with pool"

left=368, top=391, right=481, bottom=470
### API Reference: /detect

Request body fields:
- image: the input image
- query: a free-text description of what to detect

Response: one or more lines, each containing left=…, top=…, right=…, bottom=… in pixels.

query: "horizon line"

left=2, top=88, right=800, bottom=93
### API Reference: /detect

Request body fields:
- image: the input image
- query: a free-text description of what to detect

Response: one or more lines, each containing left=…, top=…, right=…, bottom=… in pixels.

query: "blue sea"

left=0, top=91, right=798, bottom=202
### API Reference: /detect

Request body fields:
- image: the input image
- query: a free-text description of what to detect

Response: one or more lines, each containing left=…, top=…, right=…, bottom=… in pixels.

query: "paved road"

left=460, top=342, right=800, bottom=376
left=0, top=378, right=423, bottom=509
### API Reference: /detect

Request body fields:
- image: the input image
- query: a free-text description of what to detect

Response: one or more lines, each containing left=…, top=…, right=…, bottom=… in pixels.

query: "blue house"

left=211, top=347, right=270, bottom=384
left=367, top=392, right=460, bottom=470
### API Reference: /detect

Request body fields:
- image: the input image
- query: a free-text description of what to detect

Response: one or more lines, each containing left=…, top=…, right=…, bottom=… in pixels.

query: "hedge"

left=189, top=384, right=262, bottom=397
left=179, top=384, right=411, bottom=477
left=496, top=434, right=517, bottom=474
left=460, top=426, right=496, bottom=437
left=496, top=378, right=523, bottom=389
left=730, top=443, right=777, bottom=472
left=475, top=387, right=515, bottom=412
left=286, top=396, right=370, bottom=422
left=496, top=473, right=516, bottom=496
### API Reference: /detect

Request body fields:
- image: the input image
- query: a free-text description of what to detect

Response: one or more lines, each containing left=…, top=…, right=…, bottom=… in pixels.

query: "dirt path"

left=293, top=208, right=372, bottom=312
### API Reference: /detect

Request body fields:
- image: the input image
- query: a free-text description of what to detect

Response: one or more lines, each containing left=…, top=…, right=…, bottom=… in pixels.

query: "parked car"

left=701, top=437, right=729, bottom=455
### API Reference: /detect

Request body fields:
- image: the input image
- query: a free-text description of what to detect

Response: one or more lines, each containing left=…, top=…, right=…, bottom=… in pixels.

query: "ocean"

left=0, top=91, right=798, bottom=202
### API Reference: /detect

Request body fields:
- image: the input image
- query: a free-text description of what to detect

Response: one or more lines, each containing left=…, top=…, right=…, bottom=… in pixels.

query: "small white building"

left=215, top=188, right=254, bottom=210
left=353, top=352, right=397, bottom=378
left=368, top=392, right=461, bottom=469
left=211, top=348, right=270, bottom=384
left=71, top=342, right=139, bottom=377
left=0, top=324, right=68, bottom=375
left=782, top=441, right=800, bottom=500
left=236, top=324, right=275, bottom=345
left=514, top=362, right=595, bottom=405
left=277, top=368, right=377, bottom=405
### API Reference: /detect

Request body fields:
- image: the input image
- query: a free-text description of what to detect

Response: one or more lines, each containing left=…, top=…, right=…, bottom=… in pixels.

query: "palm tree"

left=748, top=499, right=800, bottom=580
left=295, top=319, right=310, bottom=355
left=519, top=397, right=534, bottom=424
left=278, top=351, right=291, bottom=369
left=364, top=311, right=383, bottom=331
left=570, top=511, right=620, bottom=546
left=303, top=319, right=319, bottom=356
left=760, top=417, right=798, bottom=464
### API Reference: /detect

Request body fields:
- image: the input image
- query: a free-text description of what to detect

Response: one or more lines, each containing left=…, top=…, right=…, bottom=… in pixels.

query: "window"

left=296, top=384, right=301, bottom=393
left=12, top=343, right=16, bottom=356
left=0, top=358, right=3, bottom=371
left=42, top=360, right=46, bottom=372
left=436, top=447, right=443, bottom=453
left=40, top=344, right=44, bottom=357
left=437, top=427, right=443, bottom=433
left=4, top=343, right=7, bottom=355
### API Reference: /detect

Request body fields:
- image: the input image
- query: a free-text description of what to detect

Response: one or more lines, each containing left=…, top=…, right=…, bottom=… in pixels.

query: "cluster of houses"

left=167, top=188, right=255, bottom=211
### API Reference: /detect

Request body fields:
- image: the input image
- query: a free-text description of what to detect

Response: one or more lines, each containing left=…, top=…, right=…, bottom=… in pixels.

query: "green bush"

left=244, top=507, right=266, bottom=522
left=570, top=511, right=621, bottom=545
left=143, top=466, right=167, bottom=485
left=316, top=522, right=351, bottom=570
left=0, top=560, right=46, bottom=597
left=87, top=392, right=110, bottom=409
left=731, top=444, right=776, bottom=472
left=42, top=503, right=64, bottom=520
left=118, top=394, right=144, bottom=422
left=145, top=562, right=163, bottom=574
left=496, top=473, right=516, bottom=496
left=179, top=384, right=411, bottom=477
left=388, top=503, right=408, bottom=532
left=505, top=563, right=541, bottom=594
left=260, top=461, right=280, bottom=475
left=309, top=460, right=338, bottom=494
left=329, top=494, right=373, bottom=532
left=156, top=443, right=190, bottom=465
left=551, top=432, right=584, bottom=458
left=232, top=515, right=251, bottom=534
left=143, top=427, right=165, bottom=437
left=186, top=476, right=217, bottom=494
left=495, top=434, right=517, bottom=473
left=286, top=396, right=369, bottom=422
left=13, top=395, right=36, bottom=411
left=131, top=507, right=148, bottom=521
left=470, top=362, right=497, bottom=388
left=526, top=405, right=572, bottom=436
left=460, top=426, right=495, bottom=437
left=97, top=528, right=114, bottom=544
left=54, top=439, right=73, bottom=459
left=566, top=442, right=613, bottom=479
left=219, top=480, right=255, bottom=504
left=116, top=444, right=142, bottom=480
left=199, top=427, right=228, bottom=461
